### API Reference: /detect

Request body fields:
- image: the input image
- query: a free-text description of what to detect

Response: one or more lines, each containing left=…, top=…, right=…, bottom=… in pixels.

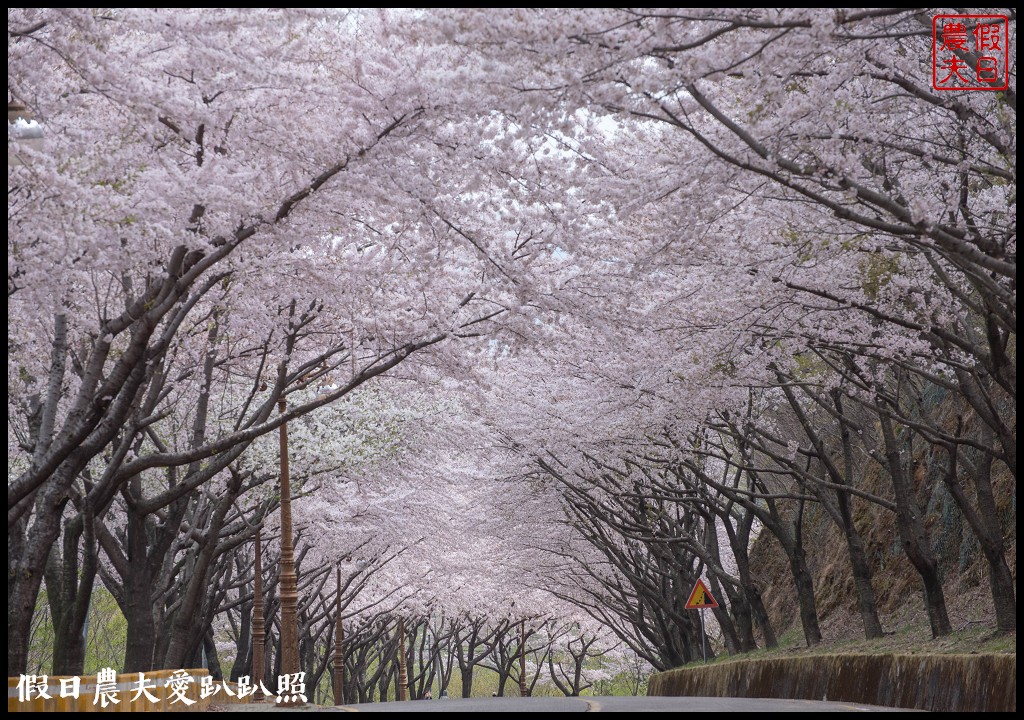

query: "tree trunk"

left=731, top=512, right=777, bottom=649
left=879, top=409, right=951, bottom=637
left=122, top=568, right=159, bottom=672
left=833, top=390, right=885, bottom=639
left=941, top=437, right=1015, bottom=632
left=204, top=627, right=224, bottom=680
left=786, top=535, right=823, bottom=646
left=845, top=526, right=885, bottom=638
left=46, top=509, right=96, bottom=676
left=772, top=499, right=822, bottom=646
left=8, top=484, right=67, bottom=675
left=230, top=598, right=253, bottom=682
left=163, top=473, right=241, bottom=668
left=378, top=666, right=391, bottom=702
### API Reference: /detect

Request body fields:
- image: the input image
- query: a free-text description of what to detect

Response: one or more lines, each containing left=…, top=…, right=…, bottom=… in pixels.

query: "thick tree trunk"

left=731, top=513, right=777, bottom=649
left=8, top=579, right=36, bottom=676
left=833, top=391, right=885, bottom=640
left=749, top=587, right=777, bottom=649
left=122, top=569, right=159, bottom=672
left=786, top=538, right=823, bottom=646
left=231, top=598, right=253, bottom=682
left=378, top=666, right=391, bottom=702
left=879, top=410, right=951, bottom=637
left=710, top=594, right=741, bottom=655
left=810, top=479, right=884, bottom=640
left=774, top=500, right=822, bottom=647
left=704, top=527, right=743, bottom=653
left=51, top=619, right=87, bottom=676
left=845, top=527, right=885, bottom=639
left=8, top=484, right=67, bottom=675
left=784, top=383, right=884, bottom=641
left=204, top=628, right=224, bottom=680
left=10, top=315, right=71, bottom=676
left=725, top=590, right=755, bottom=652
left=46, top=510, right=97, bottom=676
left=942, top=439, right=1015, bottom=632
left=163, top=474, right=241, bottom=668
left=984, top=555, right=1017, bottom=633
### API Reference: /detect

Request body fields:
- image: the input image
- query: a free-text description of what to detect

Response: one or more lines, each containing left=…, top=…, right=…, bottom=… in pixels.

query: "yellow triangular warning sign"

left=684, top=578, right=719, bottom=609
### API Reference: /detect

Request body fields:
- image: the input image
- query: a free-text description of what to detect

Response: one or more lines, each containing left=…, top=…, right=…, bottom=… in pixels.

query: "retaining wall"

left=648, top=653, right=1016, bottom=712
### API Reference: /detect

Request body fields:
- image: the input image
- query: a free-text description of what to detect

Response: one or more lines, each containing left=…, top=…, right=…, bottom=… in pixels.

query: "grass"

left=685, top=616, right=1015, bottom=670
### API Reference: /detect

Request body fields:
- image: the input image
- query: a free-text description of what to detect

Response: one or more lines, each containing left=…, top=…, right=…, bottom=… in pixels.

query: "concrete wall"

left=648, top=654, right=1016, bottom=712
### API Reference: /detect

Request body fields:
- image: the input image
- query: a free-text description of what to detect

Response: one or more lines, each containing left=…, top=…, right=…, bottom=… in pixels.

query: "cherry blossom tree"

left=441, top=7, right=1014, bottom=638
left=9, top=7, right=1015, bottom=686
left=8, top=7, right=572, bottom=675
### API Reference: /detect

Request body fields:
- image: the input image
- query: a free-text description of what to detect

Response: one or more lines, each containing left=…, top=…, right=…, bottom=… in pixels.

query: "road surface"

left=215, top=696, right=909, bottom=712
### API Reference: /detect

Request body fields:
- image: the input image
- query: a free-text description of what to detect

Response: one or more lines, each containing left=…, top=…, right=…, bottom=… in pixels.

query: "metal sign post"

left=684, top=578, right=719, bottom=664
left=699, top=608, right=707, bottom=663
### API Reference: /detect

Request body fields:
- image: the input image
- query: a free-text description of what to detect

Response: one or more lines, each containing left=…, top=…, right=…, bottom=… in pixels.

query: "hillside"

left=741, top=406, right=1016, bottom=661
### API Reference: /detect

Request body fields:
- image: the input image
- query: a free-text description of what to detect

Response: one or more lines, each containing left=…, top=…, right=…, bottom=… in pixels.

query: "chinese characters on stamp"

left=933, top=15, right=1009, bottom=91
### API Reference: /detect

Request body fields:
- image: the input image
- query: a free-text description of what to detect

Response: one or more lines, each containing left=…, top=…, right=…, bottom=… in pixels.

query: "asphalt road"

left=218, top=696, right=908, bottom=712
